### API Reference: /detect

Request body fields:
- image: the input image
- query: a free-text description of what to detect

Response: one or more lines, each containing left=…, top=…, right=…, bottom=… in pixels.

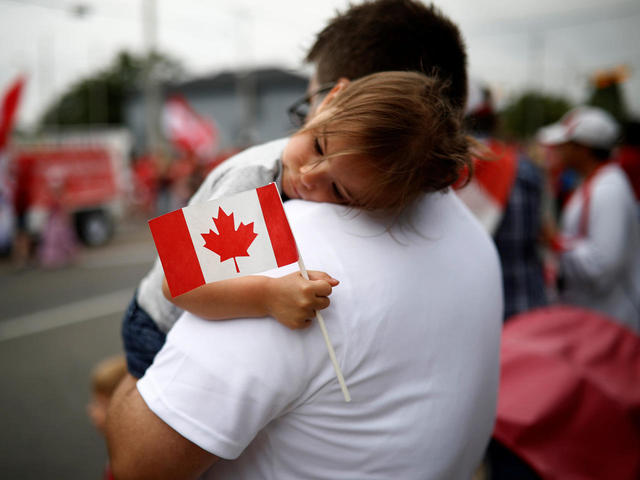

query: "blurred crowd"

left=0, top=0, right=638, bottom=478
left=461, top=81, right=640, bottom=329
left=460, top=82, right=640, bottom=479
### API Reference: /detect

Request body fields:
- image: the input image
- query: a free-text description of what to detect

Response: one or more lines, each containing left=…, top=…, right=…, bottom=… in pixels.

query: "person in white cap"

left=539, top=106, right=640, bottom=331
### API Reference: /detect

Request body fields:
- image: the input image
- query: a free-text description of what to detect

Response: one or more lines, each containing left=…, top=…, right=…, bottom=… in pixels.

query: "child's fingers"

left=314, top=296, right=330, bottom=311
left=291, top=311, right=316, bottom=329
left=309, top=279, right=333, bottom=297
left=307, top=270, right=339, bottom=286
left=293, top=318, right=314, bottom=330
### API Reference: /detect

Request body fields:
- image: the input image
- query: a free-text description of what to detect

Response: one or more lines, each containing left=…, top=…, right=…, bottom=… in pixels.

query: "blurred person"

left=107, top=2, right=504, bottom=478
left=539, top=106, right=640, bottom=331
left=614, top=119, right=640, bottom=219
left=130, top=153, right=159, bottom=216
left=459, top=81, right=547, bottom=321
left=87, top=355, right=127, bottom=480
left=11, top=152, right=37, bottom=268
left=121, top=0, right=470, bottom=381
left=0, top=181, right=13, bottom=256
left=37, top=176, right=78, bottom=269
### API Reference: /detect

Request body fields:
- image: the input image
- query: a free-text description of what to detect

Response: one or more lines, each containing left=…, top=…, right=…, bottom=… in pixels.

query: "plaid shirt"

left=494, top=156, right=548, bottom=321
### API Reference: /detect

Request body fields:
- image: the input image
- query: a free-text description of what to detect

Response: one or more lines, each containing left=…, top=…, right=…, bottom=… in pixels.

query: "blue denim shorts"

left=121, top=293, right=167, bottom=378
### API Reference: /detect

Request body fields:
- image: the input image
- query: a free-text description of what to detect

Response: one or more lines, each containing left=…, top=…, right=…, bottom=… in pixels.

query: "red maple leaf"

left=201, top=207, right=258, bottom=273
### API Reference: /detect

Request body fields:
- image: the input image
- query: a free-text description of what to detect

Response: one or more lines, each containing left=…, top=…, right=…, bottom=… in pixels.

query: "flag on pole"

left=151, top=181, right=351, bottom=402
left=0, top=75, right=25, bottom=250
left=0, top=75, right=25, bottom=151
left=150, top=183, right=298, bottom=297
left=163, top=95, right=219, bottom=158
left=455, top=139, right=518, bottom=234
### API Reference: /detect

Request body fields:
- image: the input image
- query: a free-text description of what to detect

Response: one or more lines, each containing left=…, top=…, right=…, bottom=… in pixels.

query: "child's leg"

left=121, top=293, right=167, bottom=378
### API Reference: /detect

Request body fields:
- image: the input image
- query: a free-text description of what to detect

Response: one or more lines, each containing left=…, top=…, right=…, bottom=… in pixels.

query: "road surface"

left=0, top=218, right=155, bottom=479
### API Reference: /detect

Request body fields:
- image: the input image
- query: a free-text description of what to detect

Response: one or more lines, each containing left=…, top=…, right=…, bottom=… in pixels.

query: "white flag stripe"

left=182, top=189, right=278, bottom=283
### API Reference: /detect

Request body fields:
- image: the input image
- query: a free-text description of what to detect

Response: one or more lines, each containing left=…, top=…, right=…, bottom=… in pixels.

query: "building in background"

left=125, top=67, right=308, bottom=156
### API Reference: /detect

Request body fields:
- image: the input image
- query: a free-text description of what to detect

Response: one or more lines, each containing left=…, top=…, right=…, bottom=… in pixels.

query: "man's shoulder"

left=285, top=191, right=497, bottom=261
left=595, top=164, right=634, bottom=199
left=212, top=138, right=288, bottom=177
left=191, top=138, right=288, bottom=204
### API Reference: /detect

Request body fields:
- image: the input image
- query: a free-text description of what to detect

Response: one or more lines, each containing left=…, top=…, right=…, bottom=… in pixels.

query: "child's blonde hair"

left=90, top=355, right=127, bottom=397
left=303, top=71, right=472, bottom=211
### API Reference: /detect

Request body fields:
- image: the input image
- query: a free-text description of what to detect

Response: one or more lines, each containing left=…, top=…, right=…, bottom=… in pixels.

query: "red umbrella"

left=494, top=305, right=640, bottom=480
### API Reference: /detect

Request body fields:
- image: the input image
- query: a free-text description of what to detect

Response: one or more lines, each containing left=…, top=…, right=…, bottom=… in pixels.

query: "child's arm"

left=162, top=271, right=339, bottom=330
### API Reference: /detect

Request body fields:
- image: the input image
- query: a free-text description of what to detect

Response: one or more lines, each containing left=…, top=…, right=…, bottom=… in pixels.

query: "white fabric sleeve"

left=137, top=310, right=313, bottom=459
left=560, top=178, right=632, bottom=292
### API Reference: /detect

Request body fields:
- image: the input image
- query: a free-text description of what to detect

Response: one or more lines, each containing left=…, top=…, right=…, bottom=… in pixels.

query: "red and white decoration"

left=163, top=95, right=219, bottom=158
left=456, top=139, right=518, bottom=234
left=150, top=183, right=298, bottom=297
left=0, top=75, right=24, bottom=151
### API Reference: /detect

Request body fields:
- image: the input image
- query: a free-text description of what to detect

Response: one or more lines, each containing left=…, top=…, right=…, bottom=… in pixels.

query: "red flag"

left=456, top=139, right=517, bottom=234
left=163, top=95, right=219, bottom=157
left=149, top=183, right=298, bottom=297
left=0, top=75, right=25, bottom=151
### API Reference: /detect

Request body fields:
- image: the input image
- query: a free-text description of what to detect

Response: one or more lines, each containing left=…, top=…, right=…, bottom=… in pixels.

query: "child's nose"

left=300, top=163, right=325, bottom=190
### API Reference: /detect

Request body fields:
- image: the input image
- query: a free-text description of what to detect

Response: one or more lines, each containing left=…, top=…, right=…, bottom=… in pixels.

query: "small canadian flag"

left=150, top=183, right=298, bottom=297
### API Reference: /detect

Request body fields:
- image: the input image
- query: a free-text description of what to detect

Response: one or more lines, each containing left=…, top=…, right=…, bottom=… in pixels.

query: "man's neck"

left=577, top=156, right=604, bottom=179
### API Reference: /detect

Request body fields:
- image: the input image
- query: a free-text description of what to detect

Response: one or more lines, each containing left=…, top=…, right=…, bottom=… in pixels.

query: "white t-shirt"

left=138, top=191, right=503, bottom=479
left=560, top=163, right=640, bottom=331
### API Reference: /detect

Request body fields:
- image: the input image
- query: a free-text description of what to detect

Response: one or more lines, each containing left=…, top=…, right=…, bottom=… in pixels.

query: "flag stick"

left=297, top=257, right=351, bottom=402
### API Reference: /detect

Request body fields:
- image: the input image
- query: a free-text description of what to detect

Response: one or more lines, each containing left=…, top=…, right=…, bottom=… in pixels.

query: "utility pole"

left=142, top=0, right=161, bottom=156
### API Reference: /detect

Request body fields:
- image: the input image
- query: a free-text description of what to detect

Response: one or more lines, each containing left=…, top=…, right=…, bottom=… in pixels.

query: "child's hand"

left=266, top=271, right=339, bottom=330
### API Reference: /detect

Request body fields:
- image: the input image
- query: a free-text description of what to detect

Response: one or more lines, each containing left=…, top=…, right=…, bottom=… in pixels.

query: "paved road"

left=0, top=218, right=155, bottom=479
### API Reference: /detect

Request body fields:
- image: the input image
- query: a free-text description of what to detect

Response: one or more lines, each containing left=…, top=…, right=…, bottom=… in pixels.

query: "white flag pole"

left=297, top=256, right=351, bottom=402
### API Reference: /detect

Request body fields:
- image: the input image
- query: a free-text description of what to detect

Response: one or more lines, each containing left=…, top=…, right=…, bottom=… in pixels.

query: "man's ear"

left=316, top=77, right=350, bottom=112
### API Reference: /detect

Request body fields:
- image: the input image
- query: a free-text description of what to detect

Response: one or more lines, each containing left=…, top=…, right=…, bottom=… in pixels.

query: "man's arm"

left=105, top=374, right=219, bottom=480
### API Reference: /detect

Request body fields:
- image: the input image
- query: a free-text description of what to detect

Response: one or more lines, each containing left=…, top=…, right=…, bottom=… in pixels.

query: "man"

left=107, top=196, right=502, bottom=479
left=107, top=1, right=503, bottom=478
left=301, top=0, right=467, bottom=115
left=459, top=81, right=547, bottom=321
left=539, top=106, right=640, bottom=331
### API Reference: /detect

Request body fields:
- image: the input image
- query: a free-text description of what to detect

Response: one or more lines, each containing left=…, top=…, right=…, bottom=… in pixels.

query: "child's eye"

left=332, top=183, right=346, bottom=202
left=314, top=137, right=324, bottom=156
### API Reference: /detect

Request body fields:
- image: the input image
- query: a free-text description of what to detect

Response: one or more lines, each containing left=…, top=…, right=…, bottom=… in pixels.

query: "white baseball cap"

left=537, top=106, right=620, bottom=150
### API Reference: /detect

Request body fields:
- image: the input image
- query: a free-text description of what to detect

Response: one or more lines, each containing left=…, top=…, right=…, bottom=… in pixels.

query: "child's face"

left=281, top=128, right=376, bottom=206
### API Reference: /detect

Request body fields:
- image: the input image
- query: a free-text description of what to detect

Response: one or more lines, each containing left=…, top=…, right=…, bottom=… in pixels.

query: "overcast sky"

left=2, top=0, right=639, bottom=128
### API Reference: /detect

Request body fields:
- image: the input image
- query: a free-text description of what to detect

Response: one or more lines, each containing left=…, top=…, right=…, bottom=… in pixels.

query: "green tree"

left=587, top=82, right=627, bottom=123
left=39, top=50, right=184, bottom=128
left=499, top=91, right=572, bottom=141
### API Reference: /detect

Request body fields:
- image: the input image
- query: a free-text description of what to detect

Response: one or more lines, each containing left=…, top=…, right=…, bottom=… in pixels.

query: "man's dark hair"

left=306, top=0, right=468, bottom=110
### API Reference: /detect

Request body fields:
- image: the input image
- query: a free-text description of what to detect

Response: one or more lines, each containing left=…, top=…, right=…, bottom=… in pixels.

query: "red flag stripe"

left=149, top=209, right=205, bottom=297
left=256, top=183, right=298, bottom=267
left=0, top=76, right=25, bottom=150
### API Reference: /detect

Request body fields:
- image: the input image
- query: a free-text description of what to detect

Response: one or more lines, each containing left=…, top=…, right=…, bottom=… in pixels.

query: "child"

left=87, top=355, right=128, bottom=480
left=124, top=71, right=472, bottom=378
left=38, top=176, right=78, bottom=269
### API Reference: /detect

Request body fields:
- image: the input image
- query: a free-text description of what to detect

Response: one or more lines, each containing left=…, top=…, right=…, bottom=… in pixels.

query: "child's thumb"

left=307, top=270, right=340, bottom=286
